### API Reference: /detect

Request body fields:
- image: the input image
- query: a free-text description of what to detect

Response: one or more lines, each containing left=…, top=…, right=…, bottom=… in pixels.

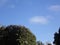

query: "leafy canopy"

left=0, top=25, right=36, bottom=45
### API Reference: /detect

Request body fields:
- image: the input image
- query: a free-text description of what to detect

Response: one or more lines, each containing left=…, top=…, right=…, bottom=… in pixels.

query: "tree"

left=36, top=41, right=44, bottom=45
left=53, top=28, right=60, bottom=45
left=0, top=25, right=36, bottom=45
left=46, top=42, right=52, bottom=45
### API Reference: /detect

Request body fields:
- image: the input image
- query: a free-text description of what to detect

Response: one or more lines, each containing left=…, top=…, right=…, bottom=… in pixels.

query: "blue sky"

left=0, top=0, right=60, bottom=43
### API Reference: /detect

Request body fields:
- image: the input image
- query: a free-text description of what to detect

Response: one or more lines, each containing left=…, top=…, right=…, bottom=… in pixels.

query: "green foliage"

left=46, top=42, right=52, bottom=45
left=36, top=41, right=44, bottom=45
left=47, top=43, right=51, bottom=45
left=53, top=28, right=60, bottom=45
left=0, top=25, right=36, bottom=45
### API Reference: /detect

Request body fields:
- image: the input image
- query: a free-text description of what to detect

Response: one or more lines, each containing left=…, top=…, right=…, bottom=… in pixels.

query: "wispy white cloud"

left=29, top=16, right=51, bottom=24
left=0, top=0, right=17, bottom=8
left=48, top=5, right=60, bottom=11
left=15, top=0, right=19, bottom=3
left=8, top=4, right=15, bottom=8
left=0, top=0, right=8, bottom=7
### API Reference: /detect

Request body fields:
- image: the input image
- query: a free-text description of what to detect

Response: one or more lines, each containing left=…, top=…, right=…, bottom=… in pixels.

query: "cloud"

left=15, top=0, right=19, bottom=3
left=48, top=5, right=60, bottom=11
left=10, top=5, right=15, bottom=8
left=0, top=0, right=8, bottom=7
left=8, top=4, right=15, bottom=8
left=0, top=0, right=17, bottom=8
left=29, top=16, right=50, bottom=24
